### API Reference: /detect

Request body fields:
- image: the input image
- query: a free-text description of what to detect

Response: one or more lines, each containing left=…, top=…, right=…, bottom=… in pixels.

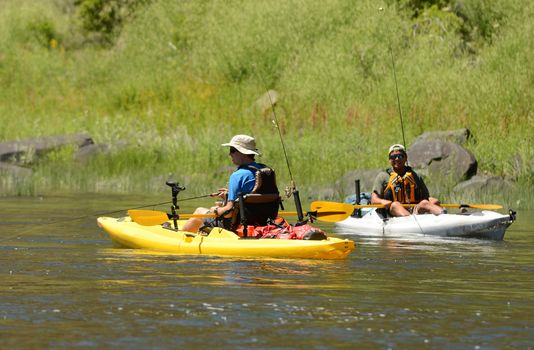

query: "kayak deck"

left=335, top=210, right=515, bottom=240
left=97, top=216, right=355, bottom=259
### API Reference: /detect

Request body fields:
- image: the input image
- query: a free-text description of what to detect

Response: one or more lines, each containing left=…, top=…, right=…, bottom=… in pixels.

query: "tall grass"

left=0, top=0, right=533, bottom=208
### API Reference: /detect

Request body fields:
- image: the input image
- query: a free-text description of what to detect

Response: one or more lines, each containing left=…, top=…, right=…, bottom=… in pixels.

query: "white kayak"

left=335, top=209, right=516, bottom=240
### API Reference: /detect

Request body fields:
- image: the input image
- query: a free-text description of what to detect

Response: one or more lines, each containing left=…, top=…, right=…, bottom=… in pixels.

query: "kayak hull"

left=97, top=217, right=355, bottom=259
left=335, top=210, right=514, bottom=240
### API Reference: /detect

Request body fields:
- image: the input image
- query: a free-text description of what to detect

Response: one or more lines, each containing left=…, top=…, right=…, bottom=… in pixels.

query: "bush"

left=75, top=0, right=150, bottom=44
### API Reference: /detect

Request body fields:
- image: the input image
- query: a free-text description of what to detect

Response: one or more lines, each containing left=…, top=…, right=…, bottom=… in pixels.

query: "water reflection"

left=1, top=195, right=533, bottom=349
left=96, top=248, right=350, bottom=290
left=361, top=236, right=503, bottom=255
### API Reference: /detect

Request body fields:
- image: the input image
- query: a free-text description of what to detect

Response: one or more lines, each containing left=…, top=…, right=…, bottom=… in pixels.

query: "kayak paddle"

left=311, top=201, right=503, bottom=211
left=128, top=204, right=354, bottom=226
left=128, top=209, right=214, bottom=226
left=438, top=203, right=503, bottom=210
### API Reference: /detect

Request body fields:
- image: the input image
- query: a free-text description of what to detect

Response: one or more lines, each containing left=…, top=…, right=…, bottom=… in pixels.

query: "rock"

left=334, top=168, right=383, bottom=195
left=0, top=162, right=32, bottom=176
left=310, top=169, right=382, bottom=202
left=214, top=165, right=236, bottom=177
left=408, top=140, right=477, bottom=183
left=305, top=186, right=337, bottom=201
left=74, top=143, right=111, bottom=162
left=453, top=175, right=514, bottom=194
left=0, top=134, right=94, bottom=164
left=412, top=128, right=471, bottom=145
left=255, top=90, right=279, bottom=114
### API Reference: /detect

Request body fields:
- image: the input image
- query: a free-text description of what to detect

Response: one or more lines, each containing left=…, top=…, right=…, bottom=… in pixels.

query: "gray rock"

left=453, top=175, right=514, bottom=194
left=334, top=168, right=383, bottom=196
left=0, top=162, right=32, bottom=176
left=412, top=128, right=471, bottom=145
left=74, top=143, right=111, bottom=162
left=0, top=134, right=93, bottom=163
left=305, top=187, right=338, bottom=201
left=255, top=90, right=279, bottom=114
left=408, top=140, right=477, bottom=183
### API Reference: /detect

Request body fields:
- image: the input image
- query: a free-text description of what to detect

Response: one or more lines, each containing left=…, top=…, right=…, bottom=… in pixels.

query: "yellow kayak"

left=97, top=216, right=355, bottom=259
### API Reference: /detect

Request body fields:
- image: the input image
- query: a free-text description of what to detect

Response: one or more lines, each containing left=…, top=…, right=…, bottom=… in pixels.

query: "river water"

left=1, top=194, right=533, bottom=349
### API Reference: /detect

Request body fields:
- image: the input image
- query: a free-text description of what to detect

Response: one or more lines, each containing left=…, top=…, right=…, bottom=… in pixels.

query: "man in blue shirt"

left=182, top=134, right=266, bottom=232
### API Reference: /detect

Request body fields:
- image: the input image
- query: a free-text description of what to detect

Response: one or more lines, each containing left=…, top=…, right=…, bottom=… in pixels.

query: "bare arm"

left=210, top=200, right=234, bottom=218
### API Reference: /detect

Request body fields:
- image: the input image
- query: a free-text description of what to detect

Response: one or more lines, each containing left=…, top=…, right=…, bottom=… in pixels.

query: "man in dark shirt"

left=371, top=144, right=443, bottom=217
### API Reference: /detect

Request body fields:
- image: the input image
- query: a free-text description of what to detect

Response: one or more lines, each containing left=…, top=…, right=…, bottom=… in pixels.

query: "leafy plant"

left=75, top=0, right=150, bottom=44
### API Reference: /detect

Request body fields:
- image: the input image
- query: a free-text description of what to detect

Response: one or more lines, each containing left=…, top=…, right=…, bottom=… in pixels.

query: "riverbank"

left=1, top=0, right=533, bottom=207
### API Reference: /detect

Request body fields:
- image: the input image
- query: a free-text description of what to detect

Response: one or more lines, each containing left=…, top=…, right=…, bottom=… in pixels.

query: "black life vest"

left=231, top=164, right=281, bottom=231
left=245, top=163, right=279, bottom=195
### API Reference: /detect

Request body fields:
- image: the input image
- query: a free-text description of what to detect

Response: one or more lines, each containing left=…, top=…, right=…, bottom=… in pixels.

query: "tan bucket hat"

left=221, top=134, right=260, bottom=155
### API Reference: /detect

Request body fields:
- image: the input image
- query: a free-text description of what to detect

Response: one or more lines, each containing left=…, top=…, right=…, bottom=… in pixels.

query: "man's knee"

left=390, top=202, right=410, bottom=216
left=418, top=199, right=430, bottom=206
left=193, top=207, right=209, bottom=214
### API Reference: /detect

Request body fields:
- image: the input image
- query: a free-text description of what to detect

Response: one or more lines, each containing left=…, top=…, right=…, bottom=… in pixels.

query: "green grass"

left=0, top=0, right=533, bottom=209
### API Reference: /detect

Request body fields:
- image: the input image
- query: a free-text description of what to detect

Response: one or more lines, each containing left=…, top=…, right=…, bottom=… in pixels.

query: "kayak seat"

left=232, top=193, right=282, bottom=236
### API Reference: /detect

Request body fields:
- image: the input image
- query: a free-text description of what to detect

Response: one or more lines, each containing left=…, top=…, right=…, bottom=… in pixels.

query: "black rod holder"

left=166, top=180, right=185, bottom=230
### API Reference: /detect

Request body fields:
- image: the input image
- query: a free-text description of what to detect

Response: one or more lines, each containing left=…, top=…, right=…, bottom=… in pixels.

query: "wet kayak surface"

left=1, top=194, right=533, bottom=349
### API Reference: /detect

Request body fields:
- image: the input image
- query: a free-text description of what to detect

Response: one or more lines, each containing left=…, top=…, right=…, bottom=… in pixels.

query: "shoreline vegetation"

left=1, top=0, right=533, bottom=209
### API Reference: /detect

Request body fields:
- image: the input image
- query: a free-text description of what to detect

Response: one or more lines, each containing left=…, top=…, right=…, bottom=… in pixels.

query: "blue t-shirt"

left=227, top=162, right=263, bottom=201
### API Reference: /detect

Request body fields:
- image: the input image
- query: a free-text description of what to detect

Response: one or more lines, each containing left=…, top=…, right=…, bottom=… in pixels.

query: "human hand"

left=210, top=188, right=228, bottom=198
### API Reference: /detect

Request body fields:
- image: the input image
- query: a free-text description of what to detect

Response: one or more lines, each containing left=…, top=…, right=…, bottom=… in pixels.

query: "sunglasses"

left=389, top=153, right=405, bottom=160
left=229, top=147, right=238, bottom=154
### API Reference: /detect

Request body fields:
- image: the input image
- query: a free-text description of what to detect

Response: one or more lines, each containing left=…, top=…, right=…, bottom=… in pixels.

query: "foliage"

left=399, top=0, right=505, bottom=52
left=75, top=0, right=151, bottom=44
left=0, top=0, right=533, bottom=208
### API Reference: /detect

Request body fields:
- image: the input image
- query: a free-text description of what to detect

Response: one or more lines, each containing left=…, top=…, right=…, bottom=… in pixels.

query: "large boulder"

left=0, top=162, right=32, bottom=176
left=305, top=186, right=338, bottom=201
left=334, top=168, right=383, bottom=195
left=452, top=175, right=514, bottom=194
left=74, top=143, right=108, bottom=162
left=412, top=128, right=471, bottom=145
left=0, top=134, right=94, bottom=164
left=311, top=169, right=383, bottom=201
left=408, top=140, right=477, bottom=183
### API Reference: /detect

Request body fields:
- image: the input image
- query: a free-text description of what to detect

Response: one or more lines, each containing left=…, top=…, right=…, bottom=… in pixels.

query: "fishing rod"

left=264, top=89, right=305, bottom=223
left=1, top=193, right=212, bottom=232
left=380, top=7, right=407, bottom=148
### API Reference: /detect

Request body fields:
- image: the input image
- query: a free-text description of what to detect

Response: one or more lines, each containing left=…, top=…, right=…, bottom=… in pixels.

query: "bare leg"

left=389, top=202, right=411, bottom=217
left=414, top=199, right=443, bottom=215
left=429, top=197, right=441, bottom=206
left=182, top=207, right=210, bottom=232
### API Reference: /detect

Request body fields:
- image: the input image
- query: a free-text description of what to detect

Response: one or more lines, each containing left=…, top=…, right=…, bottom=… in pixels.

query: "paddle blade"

left=314, top=209, right=353, bottom=222
left=128, top=210, right=169, bottom=226
left=308, top=202, right=354, bottom=222
left=311, top=201, right=353, bottom=211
